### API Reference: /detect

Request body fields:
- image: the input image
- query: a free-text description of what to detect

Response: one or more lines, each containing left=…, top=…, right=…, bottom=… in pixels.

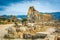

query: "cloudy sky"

left=0, top=0, right=60, bottom=15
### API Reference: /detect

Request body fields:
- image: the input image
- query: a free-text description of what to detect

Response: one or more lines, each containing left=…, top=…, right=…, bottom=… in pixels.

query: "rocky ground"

left=0, top=24, right=14, bottom=38
left=0, top=23, right=60, bottom=40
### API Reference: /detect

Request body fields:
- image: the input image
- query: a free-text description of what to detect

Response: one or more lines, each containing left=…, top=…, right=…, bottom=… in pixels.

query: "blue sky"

left=0, top=0, right=60, bottom=15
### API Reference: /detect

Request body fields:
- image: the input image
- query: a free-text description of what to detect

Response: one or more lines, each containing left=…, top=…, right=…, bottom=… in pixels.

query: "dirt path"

left=0, top=24, right=14, bottom=38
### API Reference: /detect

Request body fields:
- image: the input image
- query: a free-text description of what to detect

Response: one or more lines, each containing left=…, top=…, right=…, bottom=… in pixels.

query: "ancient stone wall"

left=27, top=6, right=53, bottom=24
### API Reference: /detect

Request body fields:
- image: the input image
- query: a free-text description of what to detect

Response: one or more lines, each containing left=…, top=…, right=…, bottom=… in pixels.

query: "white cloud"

left=0, top=1, right=60, bottom=15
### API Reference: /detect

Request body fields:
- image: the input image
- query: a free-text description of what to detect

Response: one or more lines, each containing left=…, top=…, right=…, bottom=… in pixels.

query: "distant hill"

left=0, top=15, right=11, bottom=19
left=0, top=12, right=60, bottom=20
left=17, top=15, right=27, bottom=19
left=51, top=12, right=60, bottom=20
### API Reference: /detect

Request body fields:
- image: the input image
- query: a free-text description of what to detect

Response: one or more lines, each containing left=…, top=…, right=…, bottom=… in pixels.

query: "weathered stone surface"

left=23, top=34, right=32, bottom=39
left=27, top=6, right=53, bottom=24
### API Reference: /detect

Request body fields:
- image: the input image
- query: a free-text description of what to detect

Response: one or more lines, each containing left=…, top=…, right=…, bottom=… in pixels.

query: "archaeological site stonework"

left=27, top=6, right=53, bottom=24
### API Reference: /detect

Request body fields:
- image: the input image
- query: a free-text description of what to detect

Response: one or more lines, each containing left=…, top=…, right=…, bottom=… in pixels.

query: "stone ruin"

left=27, top=6, right=54, bottom=24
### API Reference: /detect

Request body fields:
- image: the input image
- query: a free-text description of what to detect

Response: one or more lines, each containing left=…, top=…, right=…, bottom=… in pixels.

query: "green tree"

left=21, top=18, right=27, bottom=26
